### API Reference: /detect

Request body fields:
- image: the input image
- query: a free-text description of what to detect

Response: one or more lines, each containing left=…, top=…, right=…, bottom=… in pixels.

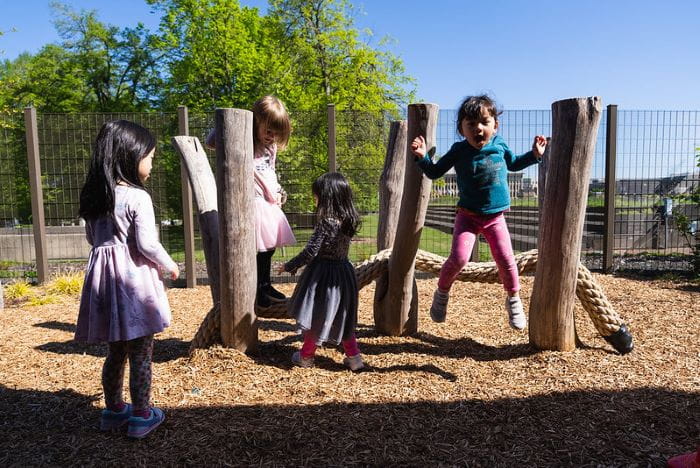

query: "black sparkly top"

left=284, top=217, right=352, bottom=273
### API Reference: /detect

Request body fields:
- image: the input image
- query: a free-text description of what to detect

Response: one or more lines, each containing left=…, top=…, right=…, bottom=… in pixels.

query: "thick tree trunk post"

left=373, top=120, right=407, bottom=330
left=171, top=136, right=220, bottom=305
left=379, top=104, right=438, bottom=336
left=530, top=97, right=602, bottom=351
left=216, top=109, right=257, bottom=352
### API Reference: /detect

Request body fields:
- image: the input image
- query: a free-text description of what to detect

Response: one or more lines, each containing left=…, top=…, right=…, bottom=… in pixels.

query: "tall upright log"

left=530, top=97, right=602, bottom=351
left=378, top=104, right=438, bottom=336
left=216, top=108, right=257, bottom=352
left=171, top=136, right=220, bottom=305
left=373, top=120, right=408, bottom=330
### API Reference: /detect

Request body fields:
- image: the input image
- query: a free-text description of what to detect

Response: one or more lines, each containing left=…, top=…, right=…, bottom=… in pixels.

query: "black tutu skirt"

left=288, top=258, right=358, bottom=345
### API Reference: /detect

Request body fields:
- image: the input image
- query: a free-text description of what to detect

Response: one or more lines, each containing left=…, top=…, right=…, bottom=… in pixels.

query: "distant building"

left=586, top=174, right=698, bottom=197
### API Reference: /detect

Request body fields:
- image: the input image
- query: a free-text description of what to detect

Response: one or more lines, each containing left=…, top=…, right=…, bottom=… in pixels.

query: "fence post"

left=327, top=103, right=336, bottom=172
left=24, top=107, right=49, bottom=284
left=178, top=106, right=196, bottom=288
left=603, top=104, right=618, bottom=273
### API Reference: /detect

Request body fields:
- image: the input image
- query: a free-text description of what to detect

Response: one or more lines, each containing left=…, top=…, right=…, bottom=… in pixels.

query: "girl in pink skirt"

left=206, top=96, right=296, bottom=307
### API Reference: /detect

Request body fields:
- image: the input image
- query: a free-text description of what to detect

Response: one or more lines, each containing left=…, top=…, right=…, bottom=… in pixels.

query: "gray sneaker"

left=506, top=296, right=527, bottom=330
left=291, top=351, right=314, bottom=368
left=430, top=289, right=449, bottom=323
left=343, top=354, right=365, bottom=372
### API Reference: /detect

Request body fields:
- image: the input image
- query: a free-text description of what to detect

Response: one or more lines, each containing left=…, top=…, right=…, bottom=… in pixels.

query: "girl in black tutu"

left=279, top=172, right=364, bottom=371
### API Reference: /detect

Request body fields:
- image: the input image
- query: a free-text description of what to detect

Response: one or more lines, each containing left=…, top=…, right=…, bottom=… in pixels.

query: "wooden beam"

left=215, top=108, right=257, bottom=351
left=178, top=106, right=197, bottom=288
left=529, top=97, right=602, bottom=351
left=24, top=107, right=49, bottom=284
left=171, top=135, right=220, bottom=305
left=378, top=103, right=438, bottom=336
left=373, top=120, right=407, bottom=330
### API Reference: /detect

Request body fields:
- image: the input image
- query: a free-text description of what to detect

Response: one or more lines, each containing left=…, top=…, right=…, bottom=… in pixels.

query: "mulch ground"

left=1, top=273, right=698, bottom=467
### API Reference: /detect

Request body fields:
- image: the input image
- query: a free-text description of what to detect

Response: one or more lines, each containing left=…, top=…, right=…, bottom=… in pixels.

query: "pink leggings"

left=300, top=332, right=360, bottom=359
left=438, top=209, right=519, bottom=295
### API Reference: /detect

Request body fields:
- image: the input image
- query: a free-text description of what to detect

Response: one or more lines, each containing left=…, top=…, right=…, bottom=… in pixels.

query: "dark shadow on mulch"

left=356, top=331, right=537, bottom=362
left=1, top=384, right=697, bottom=467
left=34, top=338, right=190, bottom=363
left=33, top=321, right=77, bottom=333
left=258, top=318, right=296, bottom=333
left=254, top=338, right=457, bottom=380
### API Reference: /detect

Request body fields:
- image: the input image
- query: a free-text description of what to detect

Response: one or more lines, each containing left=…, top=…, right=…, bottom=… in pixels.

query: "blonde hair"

left=252, top=95, right=291, bottom=150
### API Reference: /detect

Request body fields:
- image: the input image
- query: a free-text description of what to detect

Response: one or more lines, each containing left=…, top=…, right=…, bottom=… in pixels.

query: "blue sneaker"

left=99, top=403, right=132, bottom=431
left=127, top=407, right=165, bottom=439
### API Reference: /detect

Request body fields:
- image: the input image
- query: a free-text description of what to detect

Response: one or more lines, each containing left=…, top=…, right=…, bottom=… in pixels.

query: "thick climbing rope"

left=189, top=249, right=631, bottom=353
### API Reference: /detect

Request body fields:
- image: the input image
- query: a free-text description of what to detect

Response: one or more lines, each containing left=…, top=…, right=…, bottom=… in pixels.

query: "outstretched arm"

left=279, top=220, right=332, bottom=274
left=413, top=139, right=459, bottom=179
left=133, top=192, right=179, bottom=280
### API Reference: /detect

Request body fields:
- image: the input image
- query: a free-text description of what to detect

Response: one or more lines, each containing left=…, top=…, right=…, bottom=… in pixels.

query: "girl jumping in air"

left=279, top=172, right=364, bottom=371
left=206, top=95, right=296, bottom=308
left=76, top=120, right=179, bottom=439
left=411, top=95, right=547, bottom=330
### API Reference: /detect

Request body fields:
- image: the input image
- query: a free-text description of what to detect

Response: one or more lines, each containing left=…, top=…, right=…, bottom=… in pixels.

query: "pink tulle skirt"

left=255, top=199, right=296, bottom=251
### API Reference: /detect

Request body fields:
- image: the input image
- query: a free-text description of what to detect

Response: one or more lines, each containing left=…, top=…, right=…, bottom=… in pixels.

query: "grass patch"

left=4, top=281, right=32, bottom=301
left=26, top=294, right=59, bottom=306
left=47, top=273, right=84, bottom=296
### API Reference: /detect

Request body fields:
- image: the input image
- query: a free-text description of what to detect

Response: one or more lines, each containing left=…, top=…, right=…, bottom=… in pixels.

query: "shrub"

left=4, top=281, right=32, bottom=301
left=48, top=273, right=83, bottom=296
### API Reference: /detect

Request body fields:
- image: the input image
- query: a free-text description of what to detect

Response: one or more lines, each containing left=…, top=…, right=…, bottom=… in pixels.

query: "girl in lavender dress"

left=76, top=120, right=178, bottom=439
left=205, top=95, right=296, bottom=308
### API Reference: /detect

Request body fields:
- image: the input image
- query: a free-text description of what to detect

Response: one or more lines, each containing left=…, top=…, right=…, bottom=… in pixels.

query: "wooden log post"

left=378, top=104, right=438, bottom=336
left=373, top=120, right=408, bottom=330
left=216, top=108, right=258, bottom=351
left=530, top=97, right=602, bottom=351
left=171, top=136, right=220, bottom=305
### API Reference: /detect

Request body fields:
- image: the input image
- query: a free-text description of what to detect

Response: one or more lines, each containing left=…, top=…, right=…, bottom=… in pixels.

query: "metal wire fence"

left=0, top=107, right=698, bottom=282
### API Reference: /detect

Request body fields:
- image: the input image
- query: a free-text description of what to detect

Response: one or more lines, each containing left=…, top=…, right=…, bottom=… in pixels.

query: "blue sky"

left=2, top=0, right=700, bottom=111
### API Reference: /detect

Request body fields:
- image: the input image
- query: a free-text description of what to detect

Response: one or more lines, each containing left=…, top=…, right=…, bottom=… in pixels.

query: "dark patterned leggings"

left=101, top=335, right=154, bottom=412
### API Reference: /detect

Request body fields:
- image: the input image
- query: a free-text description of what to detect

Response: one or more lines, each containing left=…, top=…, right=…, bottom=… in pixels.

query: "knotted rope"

left=190, top=249, right=629, bottom=352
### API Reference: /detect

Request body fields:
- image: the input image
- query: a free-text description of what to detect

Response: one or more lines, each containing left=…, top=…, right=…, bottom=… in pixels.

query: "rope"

left=189, top=248, right=628, bottom=352
left=189, top=249, right=393, bottom=352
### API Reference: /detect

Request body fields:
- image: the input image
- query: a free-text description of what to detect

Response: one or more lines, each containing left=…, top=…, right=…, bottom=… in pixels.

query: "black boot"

left=256, top=286, right=271, bottom=308
left=266, top=284, right=286, bottom=302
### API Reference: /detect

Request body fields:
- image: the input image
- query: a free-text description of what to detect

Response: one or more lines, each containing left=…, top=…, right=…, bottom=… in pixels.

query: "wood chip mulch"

left=1, top=274, right=698, bottom=467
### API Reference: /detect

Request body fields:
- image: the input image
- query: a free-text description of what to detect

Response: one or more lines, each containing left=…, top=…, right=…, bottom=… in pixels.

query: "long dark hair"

left=79, top=120, right=156, bottom=220
left=312, top=172, right=361, bottom=236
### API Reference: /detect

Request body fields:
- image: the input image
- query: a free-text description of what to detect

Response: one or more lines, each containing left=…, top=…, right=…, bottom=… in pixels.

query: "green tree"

left=268, top=0, right=413, bottom=111
left=266, top=0, right=414, bottom=211
left=0, top=46, right=90, bottom=111
left=51, top=1, right=163, bottom=111
left=147, top=0, right=290, bottom=110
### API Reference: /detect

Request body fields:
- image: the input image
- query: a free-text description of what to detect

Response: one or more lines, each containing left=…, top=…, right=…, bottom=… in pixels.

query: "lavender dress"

left=75, top=186, right=178, bottom=343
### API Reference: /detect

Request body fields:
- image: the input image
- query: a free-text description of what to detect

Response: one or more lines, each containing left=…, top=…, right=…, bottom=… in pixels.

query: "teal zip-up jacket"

left=415, top=134, right=540, bottom=214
